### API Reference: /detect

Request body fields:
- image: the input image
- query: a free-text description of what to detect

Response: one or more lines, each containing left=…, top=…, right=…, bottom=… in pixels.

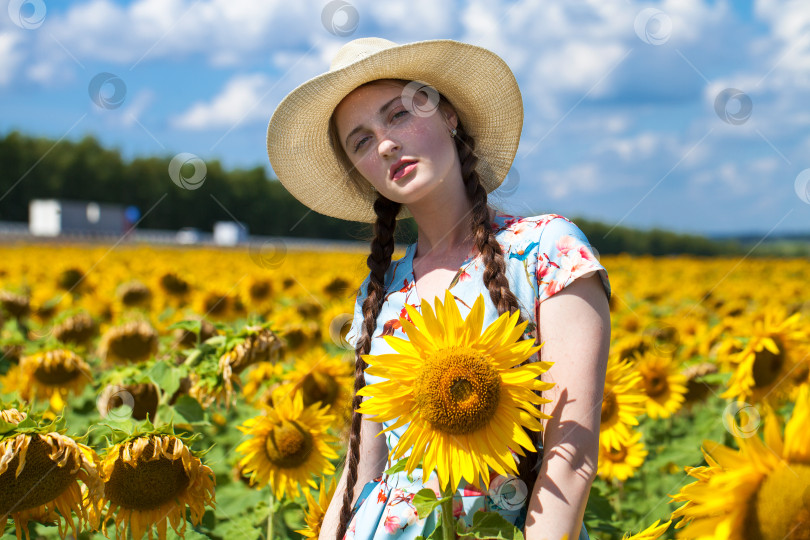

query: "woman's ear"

left=441, top=102, right=459, bottom=132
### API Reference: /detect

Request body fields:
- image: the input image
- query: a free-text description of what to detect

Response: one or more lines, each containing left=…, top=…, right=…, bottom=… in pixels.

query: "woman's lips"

left=392, top=161, right=417, bottom=181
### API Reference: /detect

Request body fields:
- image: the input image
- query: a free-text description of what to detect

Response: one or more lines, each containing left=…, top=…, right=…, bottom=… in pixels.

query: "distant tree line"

left=0, top=131, right=751, bottom=255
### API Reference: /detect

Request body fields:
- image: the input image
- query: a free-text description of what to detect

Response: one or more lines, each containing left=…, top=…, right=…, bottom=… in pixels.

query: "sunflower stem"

left=440, top=486, right=456, bottom=540
left=267, top=491, right=275, bottom=540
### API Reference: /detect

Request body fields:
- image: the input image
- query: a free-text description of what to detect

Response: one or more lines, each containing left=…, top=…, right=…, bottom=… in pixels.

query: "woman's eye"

left=392, top=110, right=409, bottom=120
left=353, top=136, right=369, bottom=152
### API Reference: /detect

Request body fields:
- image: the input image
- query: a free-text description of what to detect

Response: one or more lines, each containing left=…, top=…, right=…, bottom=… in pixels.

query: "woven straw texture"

left=266, top=38, right=523, bottom=223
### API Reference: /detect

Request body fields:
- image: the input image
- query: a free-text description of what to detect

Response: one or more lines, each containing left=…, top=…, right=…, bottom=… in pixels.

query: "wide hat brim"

left=266, top=38, right=524, bottom=223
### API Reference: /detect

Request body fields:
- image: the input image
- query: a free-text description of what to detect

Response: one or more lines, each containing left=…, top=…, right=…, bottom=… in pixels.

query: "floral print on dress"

left=342, top=212, right=609, bottom=540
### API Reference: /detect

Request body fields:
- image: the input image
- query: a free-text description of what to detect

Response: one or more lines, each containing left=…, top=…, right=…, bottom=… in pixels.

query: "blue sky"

left=1, top=0, right=809, bottom=236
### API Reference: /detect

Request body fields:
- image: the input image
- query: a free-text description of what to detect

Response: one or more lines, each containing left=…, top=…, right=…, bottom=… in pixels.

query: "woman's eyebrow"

left=344, top=95, right=402, bottom=148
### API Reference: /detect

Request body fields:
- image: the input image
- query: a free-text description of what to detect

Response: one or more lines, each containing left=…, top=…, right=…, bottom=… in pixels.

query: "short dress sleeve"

left=345, top=273, right=371, bottom=350
left=534, top=215, right=611, bottom=303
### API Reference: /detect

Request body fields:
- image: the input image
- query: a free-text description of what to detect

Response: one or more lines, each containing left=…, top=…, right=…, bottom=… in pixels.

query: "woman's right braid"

left=455, top=123, right=543, bottom=499
left=335, top=194, right=401, bottom=540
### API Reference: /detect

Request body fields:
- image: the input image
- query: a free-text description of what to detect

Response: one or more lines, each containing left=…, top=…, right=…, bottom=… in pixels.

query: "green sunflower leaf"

left=413, top=488, right=451, bottom=519
left=456, top=511, right=525, bottom=540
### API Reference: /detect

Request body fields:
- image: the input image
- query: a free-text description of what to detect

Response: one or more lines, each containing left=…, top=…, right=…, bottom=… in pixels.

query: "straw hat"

left=266, top=37, right=523, bottom=223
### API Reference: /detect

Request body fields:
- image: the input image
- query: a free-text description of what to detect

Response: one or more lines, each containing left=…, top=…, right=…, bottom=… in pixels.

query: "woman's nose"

left=377, top=135, right=400, bottom=157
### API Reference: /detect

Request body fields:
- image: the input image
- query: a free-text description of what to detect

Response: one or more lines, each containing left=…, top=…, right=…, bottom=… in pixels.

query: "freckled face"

left=333, top=80, right=460, bottom=205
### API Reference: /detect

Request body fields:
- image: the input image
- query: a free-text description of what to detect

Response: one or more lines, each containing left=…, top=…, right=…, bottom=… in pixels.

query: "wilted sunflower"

left=98, top=321, right=159, bottom=364
left=358, top=290, right=555, bottom=492
left=117, top=281, right=153, bottom=309
left=52, top=312, right=98, bottom=346
left=681, top=361, right=720, bottom=410
left=191, top=325, right=283, bottom=407
left=236, top=390, right=338, bottom=500
left=0, top=290, right=31, bottom=319
left=281, top=348, right=353, bottom=418
left=669, top=383, right=810, bottom=540
left=600, top=354, right=646, bottom=451
left=632, top=351, right=688, bottom=420
left=157, top=271, right=190, bottom=297
left=295, top=475, right=336, bottom=538
left=18, top=349, right=92, bottom=404
left=597, top=430, right=648, bottom=483
left=722, top=309, right=810, bottom=407
left=0, top=408, right=102, bottom=540
left=100, top=433, right=215, bottom=540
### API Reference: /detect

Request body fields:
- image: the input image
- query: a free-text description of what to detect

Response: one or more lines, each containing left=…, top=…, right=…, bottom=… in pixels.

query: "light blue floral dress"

left=343, top=212, right=611, bottom=540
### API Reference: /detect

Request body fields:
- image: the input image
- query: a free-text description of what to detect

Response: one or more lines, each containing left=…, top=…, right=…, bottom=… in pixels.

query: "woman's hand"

left=524, top=272, right=611, bottom=540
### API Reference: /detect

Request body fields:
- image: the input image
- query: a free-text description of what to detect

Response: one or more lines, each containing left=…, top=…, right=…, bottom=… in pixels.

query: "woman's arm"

left=524, top=272, right=611, bottom=540
left=320, top=405, right=389, bottom=539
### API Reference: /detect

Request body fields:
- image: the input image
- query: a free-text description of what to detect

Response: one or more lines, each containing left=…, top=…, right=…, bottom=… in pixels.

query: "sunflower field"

left=1, top=242, right=809, bottom=540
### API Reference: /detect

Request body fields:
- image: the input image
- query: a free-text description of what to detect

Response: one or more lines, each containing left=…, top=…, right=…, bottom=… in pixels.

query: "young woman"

left=266, top=37, right=611, bottom=540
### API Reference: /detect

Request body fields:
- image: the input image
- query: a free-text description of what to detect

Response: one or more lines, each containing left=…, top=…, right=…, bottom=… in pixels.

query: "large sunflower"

left=600, top=354, right=646, bottom=451
left=99, top=433, right=216, bottom=540
left=357, top=290, right=555, bottom=492
left=669, top=383, right=810, bottom=540
left=0, top=408, right=102, bottom=540
left=236, top=389, right=338, bottom=500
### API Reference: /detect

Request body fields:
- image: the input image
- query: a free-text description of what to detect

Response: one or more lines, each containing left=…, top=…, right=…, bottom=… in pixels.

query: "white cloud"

left=171, top=73, right=275, bottom=129
left=0, top=32, right=23, bottom=86
left=539, top=163, right=601, bottom=199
